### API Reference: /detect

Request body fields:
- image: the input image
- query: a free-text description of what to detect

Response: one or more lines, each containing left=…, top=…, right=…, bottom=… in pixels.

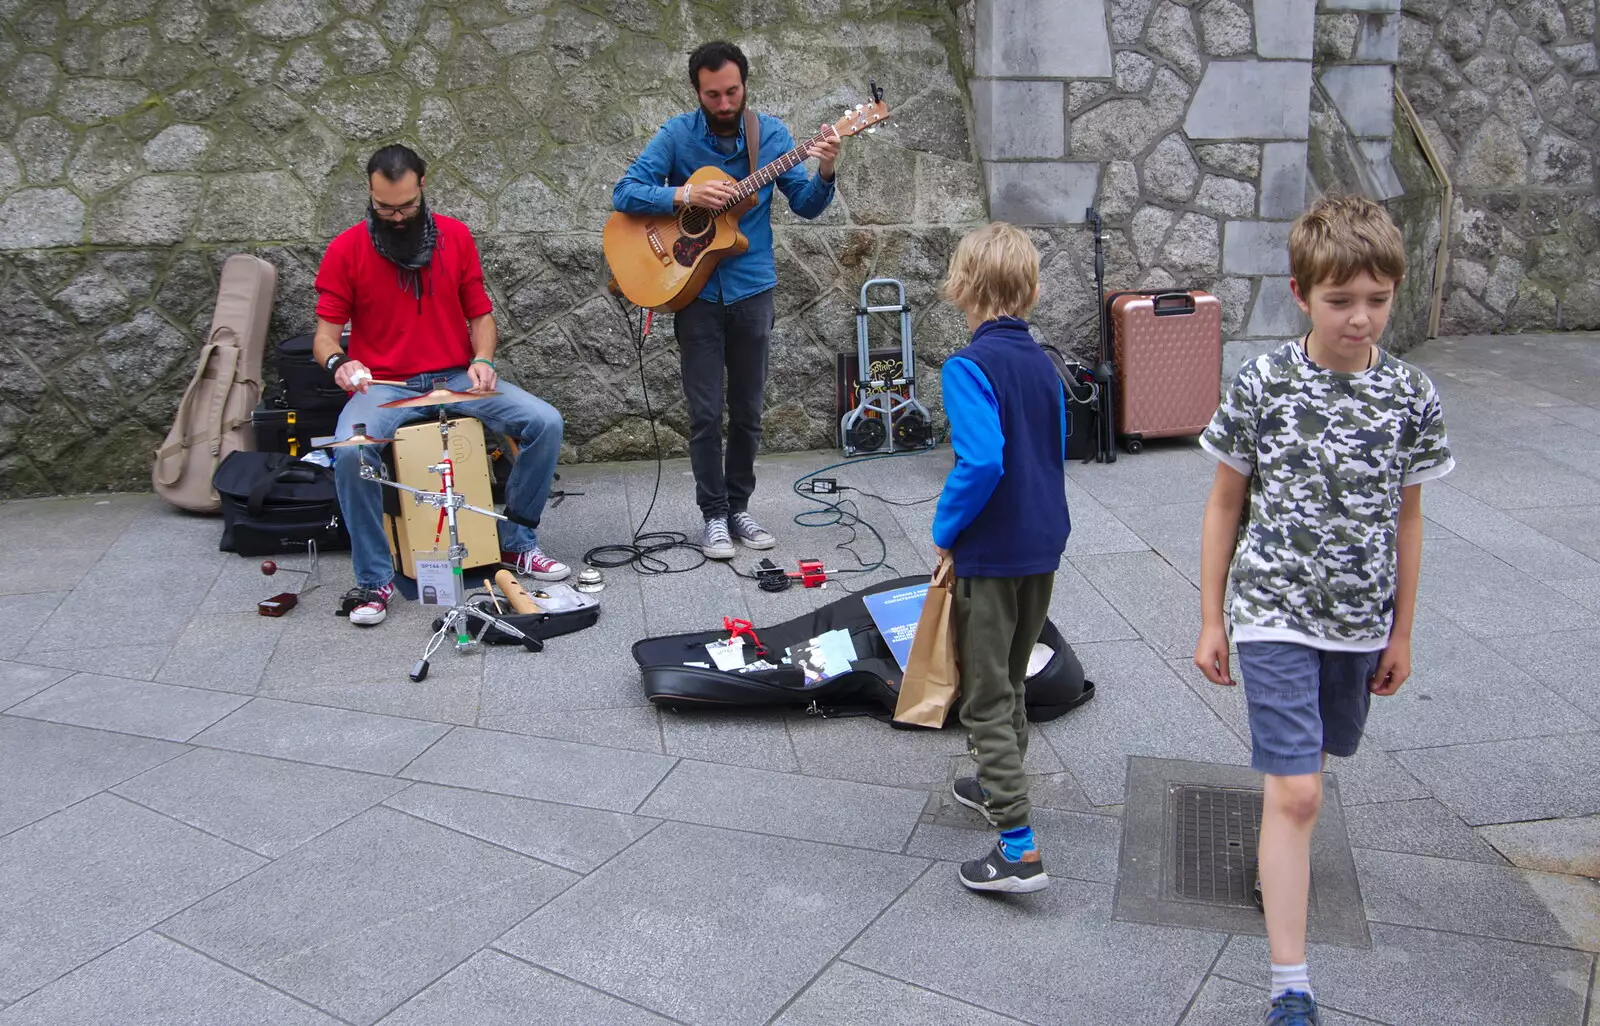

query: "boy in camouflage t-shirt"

left=1194, top=196, right=1453, bottom=1026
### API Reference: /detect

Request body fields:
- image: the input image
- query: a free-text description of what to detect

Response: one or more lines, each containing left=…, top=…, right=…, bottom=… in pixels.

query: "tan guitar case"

left=152, top=254, right=277, bottom=513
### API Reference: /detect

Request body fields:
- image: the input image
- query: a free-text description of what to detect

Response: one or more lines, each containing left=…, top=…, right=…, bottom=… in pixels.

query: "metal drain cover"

left=1173, top=784, right=1262, bottom=907
left=1112, top=757, right=1371, bottom=947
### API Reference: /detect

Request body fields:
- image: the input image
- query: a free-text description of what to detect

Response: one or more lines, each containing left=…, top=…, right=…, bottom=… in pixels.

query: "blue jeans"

left=333, top=368, right=564, bottom=589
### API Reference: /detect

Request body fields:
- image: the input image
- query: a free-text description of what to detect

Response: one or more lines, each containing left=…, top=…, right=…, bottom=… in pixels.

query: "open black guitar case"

left=633, top=575, right=1095, bottom=725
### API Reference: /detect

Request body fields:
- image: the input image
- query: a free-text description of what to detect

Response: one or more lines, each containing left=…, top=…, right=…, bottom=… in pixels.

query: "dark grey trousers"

left=674, top=289, right=774, bottom=520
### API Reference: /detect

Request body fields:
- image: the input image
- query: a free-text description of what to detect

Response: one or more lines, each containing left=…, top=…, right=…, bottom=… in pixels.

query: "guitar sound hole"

left=680, top=209, right=712, bottom=236
left=672, top=219, right=716, bottom=268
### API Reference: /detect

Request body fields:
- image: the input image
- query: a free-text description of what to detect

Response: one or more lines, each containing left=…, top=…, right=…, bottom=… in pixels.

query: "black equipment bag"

left=1041, top=343, right=1102, bottom=463
left=634, top=576, right=1095, bottom=723
left=274, top=333, right=349, bottom=413
left=433, top=586, right=600, bottom=645
left=252, top=393, right=342, bottom=457
left=212, top=451, right=351, bottom=556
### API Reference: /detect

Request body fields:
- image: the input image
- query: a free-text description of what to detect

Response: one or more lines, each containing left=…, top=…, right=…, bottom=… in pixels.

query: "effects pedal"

left=810, top=477, right=838, bottom=495
left=794, top=559, right=828, bottom=588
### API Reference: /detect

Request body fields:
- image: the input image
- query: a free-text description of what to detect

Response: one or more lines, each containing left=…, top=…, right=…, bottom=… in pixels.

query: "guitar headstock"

left=832, top=84, right=891, bottom=139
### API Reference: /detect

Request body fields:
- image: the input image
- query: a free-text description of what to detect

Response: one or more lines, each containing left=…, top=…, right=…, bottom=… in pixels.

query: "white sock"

left=1270, top=962, right=1312, bottom=1000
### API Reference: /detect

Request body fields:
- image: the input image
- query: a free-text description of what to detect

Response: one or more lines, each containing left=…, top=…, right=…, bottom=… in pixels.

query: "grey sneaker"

left=959, top=841, right=1049, bottom=894
left=701, top=517, right=736, bottom=560
left=730, top=512, right=775, bottom=550
left=952, top=776, right=998, bottom=825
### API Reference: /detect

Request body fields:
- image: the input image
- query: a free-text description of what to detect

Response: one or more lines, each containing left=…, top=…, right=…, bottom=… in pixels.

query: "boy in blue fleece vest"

left=932, top=223, right=1071, bottom=893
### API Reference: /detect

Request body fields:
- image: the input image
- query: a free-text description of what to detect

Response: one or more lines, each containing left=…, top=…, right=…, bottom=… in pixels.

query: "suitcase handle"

left=1152, top=292, right=1196, bottom=316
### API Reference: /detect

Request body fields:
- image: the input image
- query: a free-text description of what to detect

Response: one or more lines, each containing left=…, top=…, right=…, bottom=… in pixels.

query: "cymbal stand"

left=357, top=406, right=540, bottom=682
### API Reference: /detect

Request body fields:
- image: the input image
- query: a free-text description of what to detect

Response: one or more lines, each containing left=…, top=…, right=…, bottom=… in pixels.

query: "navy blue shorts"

left=1236, top=641, right=1381, bottom=777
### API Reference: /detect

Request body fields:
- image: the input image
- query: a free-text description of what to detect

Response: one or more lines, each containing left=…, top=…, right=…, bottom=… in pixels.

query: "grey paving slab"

left=1215, top=922, right=1593, bottom=1026
left=1178, top=976, right=1378, bottom=1026
left=32, top=558, right=220, bottom=650
left=478, top=704, right=665, bottom=753
left=1396, top=732, right=1600, bottom=825
left=786, top=709, right=968, bottom=788
left=162, top=807, right=576, bottom=1026
left=1441, top=443, right=1600, bottom=511
left=1355, top=847, right=1600, bottom=951
left=189, top=698, right=452, bottom=775
left=848, top=868, right=1225, bottom=1026
left=776, top=961, right=1023, bottom=1026
left=1039, top=641, right=1248, bottom=806
left=639, top=758, right=926, bottom=851
left=6, top=673, right=250, bottom=743
left=1048, top=560, right=1140, bottom=645
left=660, top=708, right=798, bottom=771
left=112, top=748, right=408, bottom=858
left=1065, top=443, right=1219, bottom=509
left=1424, top=485, right=1600, bottom=581
left=905, top=808, right=1122, bottom=883
left=1365, top=614, right=1597, bottom=751
left=1547, top=403, right=1600, bottom=434
left=1486, top=629, right=1600, bottom=721
left=0, top=661, right=69, bottom=712
left=0, top=593, right=66, bottom=659
left=98, top=507, right=236, bottom=564
left=498, top=821, right=926, bottom=1026
left=1480, top=816, right=1600, bottom=878
left=478, top=600, right=651, bottom=718
left=0, top=794, right=264, bottom=1003
left=378, top=949, right=673, bottom=1026
left=1551, top=578, right=1600, bottom=615
left=1343, top=799, right=1508, bottom=866
left=0, top=717, right=189, bottom=836
left=259, top=666, right=482, bottom=726
left=258, top=594, right=485, bottom=713
left=1107, top=501, right=1206, bottom=586
left=155, top=613, right=284, bottom=694
left=1062, top=484, right=1153, bottom=557
left=1070, top=550, right=1201, bottom=658
left=1418, top=537, right=1598, bottom=638
left=15, top=644, right=171, bottom=681
left=0, top=494, right=151, bottom=596
left=384, top=782, right=659, bottom=873
left=0, top=932, right=339, bottom=1026
left=399, top=725, right=676, bottom=812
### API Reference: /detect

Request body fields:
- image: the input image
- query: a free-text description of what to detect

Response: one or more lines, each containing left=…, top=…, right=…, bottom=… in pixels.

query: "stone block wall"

left=1397, top=0, right=1600, bottom=332
left=0, top=0, right=988, bottom=497
left=0, top=0, right=1590, bottom=497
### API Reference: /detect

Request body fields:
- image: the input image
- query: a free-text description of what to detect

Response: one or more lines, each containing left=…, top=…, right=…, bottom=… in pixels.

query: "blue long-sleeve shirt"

left=932, top=356, right=1069, bottom=550
left=612, top=109, right=836, bottom=304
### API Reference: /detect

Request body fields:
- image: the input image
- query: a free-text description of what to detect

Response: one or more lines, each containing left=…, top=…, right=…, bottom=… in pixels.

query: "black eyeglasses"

left=372, top=196, right=422, bottom=215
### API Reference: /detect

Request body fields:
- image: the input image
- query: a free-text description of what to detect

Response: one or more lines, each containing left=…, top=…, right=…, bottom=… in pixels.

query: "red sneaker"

left=502, top=547, right=571, bottom=581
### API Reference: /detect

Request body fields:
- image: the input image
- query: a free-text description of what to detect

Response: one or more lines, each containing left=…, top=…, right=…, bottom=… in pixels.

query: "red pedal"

left=793, top=559, right=828, bottom=588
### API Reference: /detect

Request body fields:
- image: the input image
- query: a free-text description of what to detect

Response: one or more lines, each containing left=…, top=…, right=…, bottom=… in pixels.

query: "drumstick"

left=484, top=579, right=504, bottom=612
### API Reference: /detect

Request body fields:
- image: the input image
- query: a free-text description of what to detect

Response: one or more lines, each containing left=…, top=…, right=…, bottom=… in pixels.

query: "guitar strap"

left=744, top=107, right=759, bottom=178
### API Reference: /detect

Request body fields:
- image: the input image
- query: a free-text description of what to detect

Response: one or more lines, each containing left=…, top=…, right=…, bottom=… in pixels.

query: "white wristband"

left=683, top=184, right=692, bottom=206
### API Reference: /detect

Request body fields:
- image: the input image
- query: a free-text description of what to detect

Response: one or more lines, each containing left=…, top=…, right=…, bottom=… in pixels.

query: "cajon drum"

left=384, top=417, right=500, bottom=578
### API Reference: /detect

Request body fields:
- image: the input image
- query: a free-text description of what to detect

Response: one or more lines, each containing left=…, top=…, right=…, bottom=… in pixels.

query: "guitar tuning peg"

left=866, top=127, right=876, bottom=134
left=843, top=108, right=852, bottom=116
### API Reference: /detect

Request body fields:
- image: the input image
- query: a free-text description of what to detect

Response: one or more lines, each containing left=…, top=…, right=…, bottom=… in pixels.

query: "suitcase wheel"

left=1123, top=436, right=1144, bottom=455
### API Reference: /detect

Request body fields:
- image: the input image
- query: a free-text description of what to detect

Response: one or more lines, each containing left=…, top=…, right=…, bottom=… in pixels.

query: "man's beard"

left=703, top=99, right=745, bottom=134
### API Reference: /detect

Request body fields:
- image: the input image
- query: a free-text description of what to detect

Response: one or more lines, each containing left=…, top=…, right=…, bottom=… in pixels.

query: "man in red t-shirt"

left=312, top=144, right=568, bottom=627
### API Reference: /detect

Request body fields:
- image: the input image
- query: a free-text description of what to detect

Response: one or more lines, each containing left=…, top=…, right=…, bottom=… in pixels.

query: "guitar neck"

left=720, top=128, right=834, bottom=210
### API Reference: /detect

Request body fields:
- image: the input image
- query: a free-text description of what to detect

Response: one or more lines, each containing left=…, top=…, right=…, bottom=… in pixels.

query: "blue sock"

left=999, top=826, right=1035, bottom=860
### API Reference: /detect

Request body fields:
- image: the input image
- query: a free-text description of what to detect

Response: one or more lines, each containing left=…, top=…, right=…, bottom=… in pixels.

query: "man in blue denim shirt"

left=612, top=40, right=839, bottom=558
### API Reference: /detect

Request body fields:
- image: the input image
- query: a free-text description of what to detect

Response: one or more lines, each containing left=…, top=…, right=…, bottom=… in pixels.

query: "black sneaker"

left=959, top=841, right=1049, bottom=894
left=951, top=776, right=998, bottom=826
left=1266, top=990, right=1320, bottom=1026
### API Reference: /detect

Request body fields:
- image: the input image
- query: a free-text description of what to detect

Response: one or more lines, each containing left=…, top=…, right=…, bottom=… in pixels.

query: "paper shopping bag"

left=893, top=556, right=959, bottom=728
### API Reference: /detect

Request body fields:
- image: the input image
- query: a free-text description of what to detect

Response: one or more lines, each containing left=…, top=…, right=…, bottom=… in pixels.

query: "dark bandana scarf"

left=366, top=196, right=437, bottom=303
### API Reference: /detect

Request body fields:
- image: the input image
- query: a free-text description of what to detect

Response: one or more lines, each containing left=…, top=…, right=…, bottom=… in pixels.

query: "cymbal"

left=312, top=432, right=395, bottom=448
left=378, top=387, right=498, bottom=409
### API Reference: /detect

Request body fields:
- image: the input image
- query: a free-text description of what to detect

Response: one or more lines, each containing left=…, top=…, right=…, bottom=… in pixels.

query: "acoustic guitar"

left=604, top=90, right=891, bottom=312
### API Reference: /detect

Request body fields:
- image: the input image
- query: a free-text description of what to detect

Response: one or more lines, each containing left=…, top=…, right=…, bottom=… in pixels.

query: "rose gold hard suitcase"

left=1106, top=290, right=1222, bottom=454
